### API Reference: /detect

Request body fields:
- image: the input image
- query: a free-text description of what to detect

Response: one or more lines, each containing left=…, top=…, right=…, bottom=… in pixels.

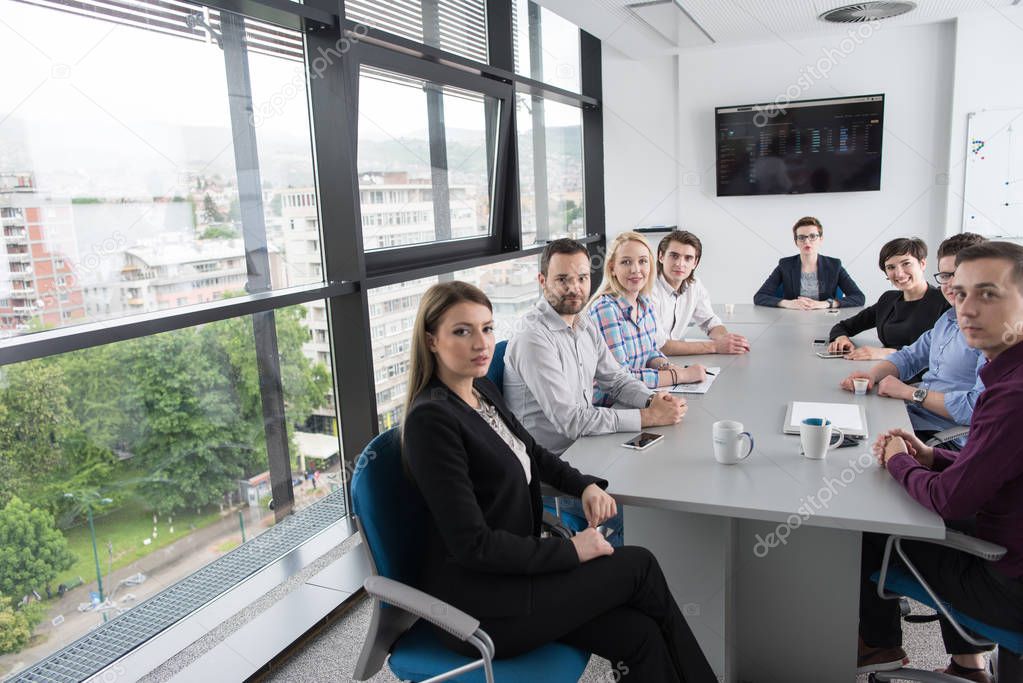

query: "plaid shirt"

left=588, top=293, right=667, bottom=406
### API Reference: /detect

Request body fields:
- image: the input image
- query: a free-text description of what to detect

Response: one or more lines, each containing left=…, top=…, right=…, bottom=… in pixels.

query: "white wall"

left=661, top=22, right=957, bottom=306
left=601, top=44, right=679, bottom=234
left=944, top=7, right=1023, bottom=238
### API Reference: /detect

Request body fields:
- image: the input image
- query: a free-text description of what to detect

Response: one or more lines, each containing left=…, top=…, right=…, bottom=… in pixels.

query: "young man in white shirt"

left=651, top=230, right=750, bottom=355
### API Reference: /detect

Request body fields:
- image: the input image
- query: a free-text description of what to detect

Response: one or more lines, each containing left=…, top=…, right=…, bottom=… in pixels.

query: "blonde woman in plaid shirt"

left=588, top=231, right=706, bottom=406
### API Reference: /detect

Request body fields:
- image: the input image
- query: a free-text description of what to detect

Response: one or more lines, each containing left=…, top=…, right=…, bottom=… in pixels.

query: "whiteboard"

left=962, top=109, right=1023, bottom=238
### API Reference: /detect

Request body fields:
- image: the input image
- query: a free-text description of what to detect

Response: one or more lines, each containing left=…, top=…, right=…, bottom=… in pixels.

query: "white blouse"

left=473, top=389, right=532, bottom=484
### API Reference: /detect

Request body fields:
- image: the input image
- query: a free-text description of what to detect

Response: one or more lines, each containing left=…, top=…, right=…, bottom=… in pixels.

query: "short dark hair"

left=792, top=216, right=823, bottom=238
left=878, top=237, right=927, bottom=271
left=955, top=241, right=1023, bottom=292
left=656, top=230, right=703, bottom=282
left=937, top=232, right=986, bottom=260
left=540, top=238, right=588, bottom=277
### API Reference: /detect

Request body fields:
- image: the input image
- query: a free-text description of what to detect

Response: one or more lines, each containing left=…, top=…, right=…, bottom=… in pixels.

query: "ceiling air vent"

left=819, top=1, right=917, bottom=23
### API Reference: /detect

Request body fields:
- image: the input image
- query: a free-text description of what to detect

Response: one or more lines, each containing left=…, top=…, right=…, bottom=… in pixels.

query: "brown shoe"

left=936, top=658, right=992, bottom=683
left=857, top=636, right=909, bottom=674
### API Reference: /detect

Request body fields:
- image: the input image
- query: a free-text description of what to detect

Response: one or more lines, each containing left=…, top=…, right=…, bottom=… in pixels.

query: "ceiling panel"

left=539, top=0, right=1021, bottom=57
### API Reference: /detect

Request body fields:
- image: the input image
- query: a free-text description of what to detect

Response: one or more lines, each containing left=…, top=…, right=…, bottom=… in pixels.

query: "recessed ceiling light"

left=819, top=1, right=917, bottom=23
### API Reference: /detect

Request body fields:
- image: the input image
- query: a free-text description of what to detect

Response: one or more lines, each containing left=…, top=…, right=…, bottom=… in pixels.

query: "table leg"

left=623, top=505, right=733, bottom=681
left=735, top=520, right=861, bottom=683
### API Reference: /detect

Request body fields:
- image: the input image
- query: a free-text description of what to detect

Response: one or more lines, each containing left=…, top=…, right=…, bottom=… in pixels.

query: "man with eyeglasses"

left=754, top=216, right=866, bottom=309
left=840, top=233, right=987, bottom=448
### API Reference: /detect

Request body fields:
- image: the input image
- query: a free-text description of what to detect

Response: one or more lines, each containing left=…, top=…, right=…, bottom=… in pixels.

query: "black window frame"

left=0, top=0, right=605, bottom=676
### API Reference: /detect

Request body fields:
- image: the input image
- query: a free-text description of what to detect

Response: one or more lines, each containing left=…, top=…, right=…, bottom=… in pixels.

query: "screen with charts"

left=716, top=94, right=884, bottom=196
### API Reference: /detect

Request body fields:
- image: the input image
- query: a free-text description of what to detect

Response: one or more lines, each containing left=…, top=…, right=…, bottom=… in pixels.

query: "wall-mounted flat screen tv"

left=715, top=94, right=884, bottom=196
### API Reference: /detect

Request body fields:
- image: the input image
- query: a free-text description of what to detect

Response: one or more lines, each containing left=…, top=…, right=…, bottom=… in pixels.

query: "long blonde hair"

left=589, top=231, right=656, bottom=305
left=402, top=281, right=493, bottom=429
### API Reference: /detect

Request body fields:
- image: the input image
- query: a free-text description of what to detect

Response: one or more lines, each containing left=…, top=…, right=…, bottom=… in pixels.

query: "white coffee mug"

left=799, top=418, right=844, bottom=459
left=713, top=420, right=754, bottom=464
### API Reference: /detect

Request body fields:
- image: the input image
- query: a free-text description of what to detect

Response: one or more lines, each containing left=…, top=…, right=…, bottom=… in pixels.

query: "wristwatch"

left=911, top=387, right=928, bottom=404
left=827, top=298, right=836, bottom=309
left=645, top=394, right=655, bottom=408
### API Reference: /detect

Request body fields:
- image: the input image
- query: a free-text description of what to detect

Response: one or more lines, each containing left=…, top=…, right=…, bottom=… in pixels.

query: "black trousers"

left=860, top=531, right=1023, bottom=655
left=440, top=546, right=717, bottom=683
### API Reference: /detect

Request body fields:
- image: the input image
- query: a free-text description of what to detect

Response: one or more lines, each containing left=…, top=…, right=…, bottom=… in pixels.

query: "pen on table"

left=683, top=365, right=716, bottom=376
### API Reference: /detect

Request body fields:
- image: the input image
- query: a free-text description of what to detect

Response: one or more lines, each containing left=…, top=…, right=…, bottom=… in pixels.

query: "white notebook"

left=668, top=367, right=721, bottom=395
left=784, top=401, right=868, bottom=437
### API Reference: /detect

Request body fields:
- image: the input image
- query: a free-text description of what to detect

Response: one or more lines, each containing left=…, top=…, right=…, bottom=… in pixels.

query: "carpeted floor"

left=264, top=593, right=977, bottom=682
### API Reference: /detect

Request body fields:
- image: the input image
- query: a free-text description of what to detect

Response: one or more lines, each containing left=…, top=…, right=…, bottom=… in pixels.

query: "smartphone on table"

left=622, top=432, right=664, bottom=450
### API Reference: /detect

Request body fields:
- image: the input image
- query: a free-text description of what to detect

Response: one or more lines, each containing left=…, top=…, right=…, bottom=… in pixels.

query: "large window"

left=0, top=0, right=599, bottom=678
left=357, top=68, right=498, bottom=251
left=517, top=96, right=586, bottom=246
left=513, top=0, right=581, bottom=92
left=345, top=0, right=488, bottom=63
left=0, top=0, right=320, bottom=341
left=0, top=304, right=338, bottom=671
left=369, top=254, right=540, bottom=430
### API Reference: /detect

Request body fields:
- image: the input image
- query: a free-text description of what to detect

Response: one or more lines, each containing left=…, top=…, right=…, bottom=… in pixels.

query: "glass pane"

left=0, top=2, right=320, bottom=342
left=369, top=254, right=540, bottom=430
left=357, top=67, right=497, bottom=250
left=345, top=0, right=488, bottom=64
left=513, top=0, right=581, bottom=93
left=0, top=303, right=338, bottom=671
left=516, top=95, right=586, bottom=247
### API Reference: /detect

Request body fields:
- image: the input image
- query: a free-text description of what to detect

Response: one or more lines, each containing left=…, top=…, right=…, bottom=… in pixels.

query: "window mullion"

left=221, top=11, right=295, bottom=519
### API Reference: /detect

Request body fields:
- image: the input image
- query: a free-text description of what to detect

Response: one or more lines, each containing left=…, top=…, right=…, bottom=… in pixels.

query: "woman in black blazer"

left=754, top=216, right=865, bottom=309
left=402, top=281, right=716, bottom=683
left=828, top=237, right=950, bottom=360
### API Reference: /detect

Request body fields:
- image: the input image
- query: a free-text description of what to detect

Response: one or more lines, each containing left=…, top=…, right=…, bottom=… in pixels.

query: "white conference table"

left=561, top=304, right=945, bottom=683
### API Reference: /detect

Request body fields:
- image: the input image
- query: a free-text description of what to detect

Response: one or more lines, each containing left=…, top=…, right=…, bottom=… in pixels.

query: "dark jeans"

left=860, top=530, right=1023, bottom=655
left=440, top=546, right=716, bottom=683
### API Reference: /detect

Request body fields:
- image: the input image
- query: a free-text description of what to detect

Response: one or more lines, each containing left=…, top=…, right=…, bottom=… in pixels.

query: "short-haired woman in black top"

left=402, top=281, right=716, bottom=683
left=828, top=237, right=950, bottom=360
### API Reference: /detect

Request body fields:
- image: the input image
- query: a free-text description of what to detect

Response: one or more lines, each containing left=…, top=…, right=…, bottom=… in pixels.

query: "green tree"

left=0, top=497, right=75, bottom=599
left=0, top=361, right=75, bottom=505
left=201, top=193, right=223, bottom=224
left=200, top=225, right=238, bottom=240
left=0, top=595, right=44, bottom=654
left=121, top=331, right=252, bottom=514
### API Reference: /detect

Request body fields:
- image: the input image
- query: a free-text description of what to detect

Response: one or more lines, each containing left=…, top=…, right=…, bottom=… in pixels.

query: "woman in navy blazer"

left=754, top=216, right=865, bottom=309
left=402, top=281, right=716, bottom=683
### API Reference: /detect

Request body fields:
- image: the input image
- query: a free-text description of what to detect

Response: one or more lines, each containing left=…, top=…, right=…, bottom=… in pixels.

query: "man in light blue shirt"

left=841, top=233, right=986, bottom=447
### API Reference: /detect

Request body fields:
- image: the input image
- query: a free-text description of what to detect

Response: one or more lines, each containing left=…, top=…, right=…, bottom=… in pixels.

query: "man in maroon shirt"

left=858, top=242, right=1023, bottom=681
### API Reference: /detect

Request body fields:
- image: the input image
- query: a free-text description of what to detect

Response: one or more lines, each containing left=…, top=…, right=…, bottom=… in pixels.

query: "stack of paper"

left=668, top=367, right=721, bottom=395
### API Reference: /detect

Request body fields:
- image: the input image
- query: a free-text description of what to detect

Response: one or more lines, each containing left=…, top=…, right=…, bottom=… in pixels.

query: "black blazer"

left=828, top=286, right=950, bottom=348
left=754, top=254, right=865, bottom=307
left=403, top=375, right=607, bottom=619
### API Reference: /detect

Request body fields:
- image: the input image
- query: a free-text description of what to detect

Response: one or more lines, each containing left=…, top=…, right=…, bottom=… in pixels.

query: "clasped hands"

left=572, top=484, right=618, bottom=562
left=871, top=428, right=934, bottom=470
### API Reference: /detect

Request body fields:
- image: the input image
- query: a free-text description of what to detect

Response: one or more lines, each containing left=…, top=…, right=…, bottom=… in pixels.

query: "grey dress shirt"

left=504, top=297, right=654, bottom=455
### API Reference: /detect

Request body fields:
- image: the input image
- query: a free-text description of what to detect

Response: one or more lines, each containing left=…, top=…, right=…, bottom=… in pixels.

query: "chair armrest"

left=925, top=426, right=970, bottom=447
left=929, top=530, right=1006, bottom=562
left=363, top=575, right=480, bottom=642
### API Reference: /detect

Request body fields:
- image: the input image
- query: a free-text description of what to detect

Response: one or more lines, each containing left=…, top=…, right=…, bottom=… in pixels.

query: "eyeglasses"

left=795, top=233, right=821, bottom=243
left=933, top=271, right=955, bottom=285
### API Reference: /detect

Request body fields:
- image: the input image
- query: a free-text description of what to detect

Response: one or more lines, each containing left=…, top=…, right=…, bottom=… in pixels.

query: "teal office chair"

left=868, top=530, right=1023, bottom=683
left=350, top=428, right=591, bottom=683
left=485, top=340, right=592, bottom=539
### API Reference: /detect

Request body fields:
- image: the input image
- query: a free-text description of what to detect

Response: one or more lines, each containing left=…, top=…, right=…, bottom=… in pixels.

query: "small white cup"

left=724, top=303, right=736, bottom=316
left=853, top=378, right=869, bottom=396
left=799, top=418, right=844, bottom=459
left=713, top=420, right=754, bottom=464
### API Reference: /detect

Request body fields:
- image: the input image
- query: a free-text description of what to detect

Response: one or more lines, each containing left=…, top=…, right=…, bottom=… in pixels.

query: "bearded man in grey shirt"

left=504, top=239, right=687, bottom=545
left=505, top=239, right=687, bottom=454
